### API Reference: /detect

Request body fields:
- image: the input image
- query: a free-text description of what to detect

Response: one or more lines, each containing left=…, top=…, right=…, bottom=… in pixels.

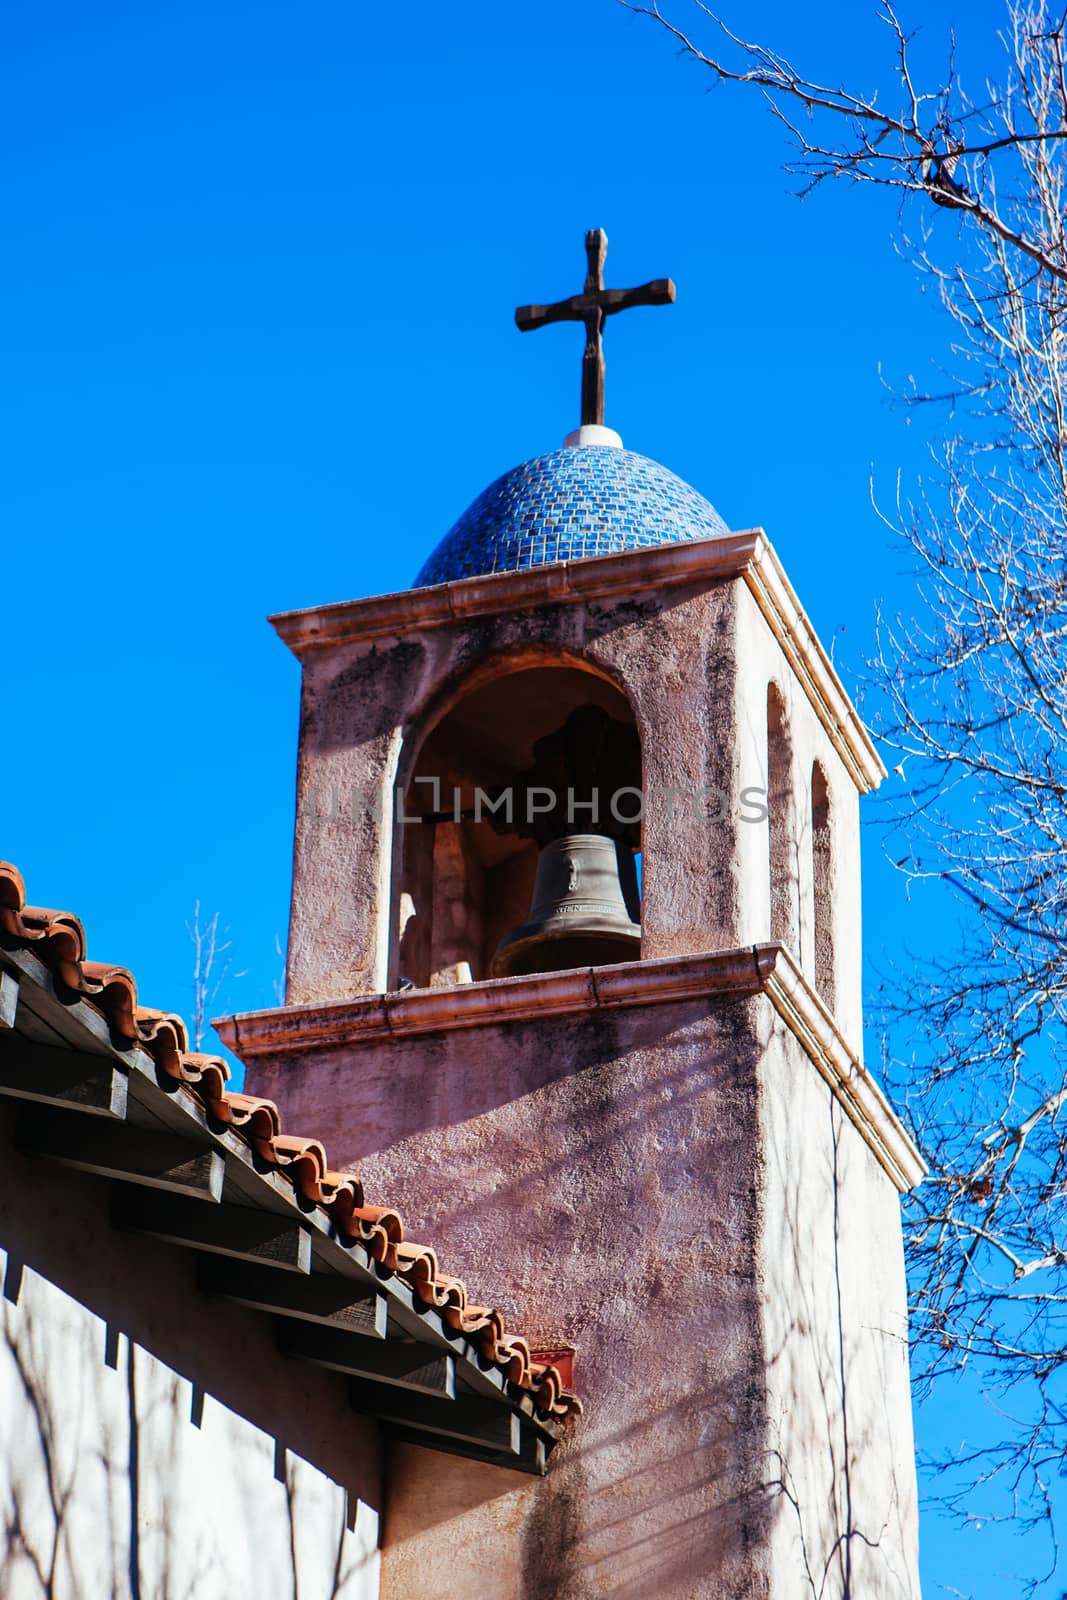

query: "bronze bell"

left=491, top=832, right=641, bottom=979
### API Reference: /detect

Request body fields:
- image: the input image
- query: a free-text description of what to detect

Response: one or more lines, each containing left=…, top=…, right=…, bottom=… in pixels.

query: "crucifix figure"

left=515, top=229, right=676, bottom=428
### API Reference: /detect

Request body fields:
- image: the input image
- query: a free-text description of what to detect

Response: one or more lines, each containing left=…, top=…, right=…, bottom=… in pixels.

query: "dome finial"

left=514, top=229, right=676, bottom=430
left=563, top=424, right=624, bottom=449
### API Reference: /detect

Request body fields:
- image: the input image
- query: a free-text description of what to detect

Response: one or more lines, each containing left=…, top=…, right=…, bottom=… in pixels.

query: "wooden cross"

left=515, top=229, right=676, bottom=428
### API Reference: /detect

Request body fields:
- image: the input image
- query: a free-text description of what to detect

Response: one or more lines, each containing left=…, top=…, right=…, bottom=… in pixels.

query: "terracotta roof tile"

left=0, top=861, right=580, bottom=1421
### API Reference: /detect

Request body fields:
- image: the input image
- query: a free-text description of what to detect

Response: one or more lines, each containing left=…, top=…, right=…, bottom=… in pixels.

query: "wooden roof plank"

left=114, top=1187, right=312, bottom=1273
left=199, top=1257, right=387, bottom=1339
left=0, top=1036, right=128, bottom=1118
left=17, top=1104, right=224, bottom=1200
left=281, top=1324, right=454, bottom=1395
left=350, top=1379, right=521, bottom=1456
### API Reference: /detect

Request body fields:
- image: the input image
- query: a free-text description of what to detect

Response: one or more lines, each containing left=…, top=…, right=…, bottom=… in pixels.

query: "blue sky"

left=1, top=1, right=1042, bottom=1593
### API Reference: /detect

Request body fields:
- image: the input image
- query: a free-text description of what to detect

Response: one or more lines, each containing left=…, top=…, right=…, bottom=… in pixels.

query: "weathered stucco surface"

left=757, top=1011, right=920, bottom=1596
left=286, top=578, right=744, bottom=1003
left=237, top=535, right=918, bottom=1595
left=244, top=987, right=921, bottom=1599
left=281, top=541, right=869, bottom=1047
left=0, top=1100, right=382, bottom=1600
left=731, top=578, right=865, bottom=1044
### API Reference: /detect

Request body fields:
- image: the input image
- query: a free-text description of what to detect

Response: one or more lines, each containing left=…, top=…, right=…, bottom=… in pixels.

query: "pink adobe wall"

left=280, top=552, right=869, bottom=1044
left=284, top=578, right=744, bottom=1005
left=249, top=991, right=772, bottom=1597
left=244, top=984, right=919, bottom=1598
left=248, top=537, right=910, bottom=1594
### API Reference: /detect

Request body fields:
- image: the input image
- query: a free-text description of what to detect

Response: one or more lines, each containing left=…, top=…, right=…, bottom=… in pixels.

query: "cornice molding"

left=761, top=951, right=925, bottom=1193
left=216, top=944, right=925, bottom=1194
left=743, top=541, right=885, bottom=792
left=269, top=533, right=884, bottom=794
left=269, top=533, right=763, bottom=655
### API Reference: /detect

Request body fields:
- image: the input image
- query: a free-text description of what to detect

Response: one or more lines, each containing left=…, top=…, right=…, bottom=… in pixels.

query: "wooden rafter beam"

left=384, top=1422, right=548, bottom=1477
left=350, top=1378, right=521, bottom=1455
left=17, top=1105, right=224, bottom=1199
left=0, top=1036, right=128, bottom=1118
left=114, top=1187, right=312, bottom=1273
left=0, top=970, right=18, bottom=1029
left=281, top=1323, right=453, bottom=1394
left=199, top=1257, right=387, bottom=1339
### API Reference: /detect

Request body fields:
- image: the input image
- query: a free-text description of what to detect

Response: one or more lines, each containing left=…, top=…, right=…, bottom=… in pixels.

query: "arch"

left=392, top=643, right=631, bottom=804
left=391, top=652, right=643, bottom=989
left=811, top=760, right=835, bottom=1007
left=766, top=682, right=799, bottom=950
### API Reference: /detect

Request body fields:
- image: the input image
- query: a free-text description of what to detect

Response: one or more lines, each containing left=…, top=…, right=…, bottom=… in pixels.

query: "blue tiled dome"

left=414, top=445, right=729, bottom=587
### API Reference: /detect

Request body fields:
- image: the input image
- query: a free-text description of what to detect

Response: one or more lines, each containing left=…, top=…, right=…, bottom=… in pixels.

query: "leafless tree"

left=186, top=904, right=242, bottom=1051
left=627, top=0, right=1067, bottom=1565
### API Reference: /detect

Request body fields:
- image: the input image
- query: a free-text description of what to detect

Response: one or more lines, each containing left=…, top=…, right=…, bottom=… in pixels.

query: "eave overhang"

left=0, top=939, right=565, bottom=1475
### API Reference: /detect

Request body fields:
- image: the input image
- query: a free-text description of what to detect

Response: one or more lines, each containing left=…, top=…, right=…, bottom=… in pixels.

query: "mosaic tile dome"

left=414, top=444, right=729, bottom=587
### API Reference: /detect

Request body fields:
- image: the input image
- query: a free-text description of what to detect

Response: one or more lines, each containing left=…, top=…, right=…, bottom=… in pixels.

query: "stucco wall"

left=0, top=1102, right=382, bottom=1600
left=757, top=1012, right=920, bottom=1598
left=731, top=579, right=865, bottom=1043
left=251, top=996, right=772, bottom=1598
left=286, top=580, right=746, bottom=1002
left=284, top=561, right=867, bottom=1046
left=256, top=536, right=911, bottom=1594
left=245, top=988, right=920, bottom=1598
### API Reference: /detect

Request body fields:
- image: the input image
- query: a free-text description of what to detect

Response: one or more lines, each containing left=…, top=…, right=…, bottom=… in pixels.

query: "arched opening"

left=394, top=659, right=643, bottom=987
left=811, top=760, right=835, bottom=1007
left=766, top=683, right=798, bottom=949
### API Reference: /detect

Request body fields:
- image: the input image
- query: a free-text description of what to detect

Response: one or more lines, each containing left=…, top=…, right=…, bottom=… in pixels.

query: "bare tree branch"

left=186, top=904, right=244, bottom=1050
left=632, top=0, right=1067, bottom=1563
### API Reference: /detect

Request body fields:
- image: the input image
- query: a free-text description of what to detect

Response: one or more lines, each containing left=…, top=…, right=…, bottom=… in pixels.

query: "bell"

left=491, top=832, right=641, bottom=979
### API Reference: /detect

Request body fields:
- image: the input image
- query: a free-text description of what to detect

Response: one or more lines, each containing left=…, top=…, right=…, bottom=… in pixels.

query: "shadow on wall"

left=402, top=1008, right=759, bottom=1252
left=0, top=1105, right=382, bottom=1600
left=0, top=1289, right=379, bottom=1599
left=383, top=1372, right=777, bottom=1600
left=381, top=1199, right=906, bottom=1599
left=266, top=994, right=714, bottom=1168
left=762, top=1078, right=915, bottom=1599
left=373, top=1013, right=915, bottom=1599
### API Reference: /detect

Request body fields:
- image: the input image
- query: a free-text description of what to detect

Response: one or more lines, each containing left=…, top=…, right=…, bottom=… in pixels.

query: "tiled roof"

left=0, top=861, right=580, bottom=1422
left=414, top=445, right=730, bottom=586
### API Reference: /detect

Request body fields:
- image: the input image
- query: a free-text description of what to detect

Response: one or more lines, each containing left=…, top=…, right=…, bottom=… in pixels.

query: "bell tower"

left=223, top=235, right=924, bottom=1599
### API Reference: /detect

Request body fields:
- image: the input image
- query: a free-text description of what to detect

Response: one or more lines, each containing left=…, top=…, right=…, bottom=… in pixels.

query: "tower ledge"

left=215, top=943, right=925, bottom=1194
